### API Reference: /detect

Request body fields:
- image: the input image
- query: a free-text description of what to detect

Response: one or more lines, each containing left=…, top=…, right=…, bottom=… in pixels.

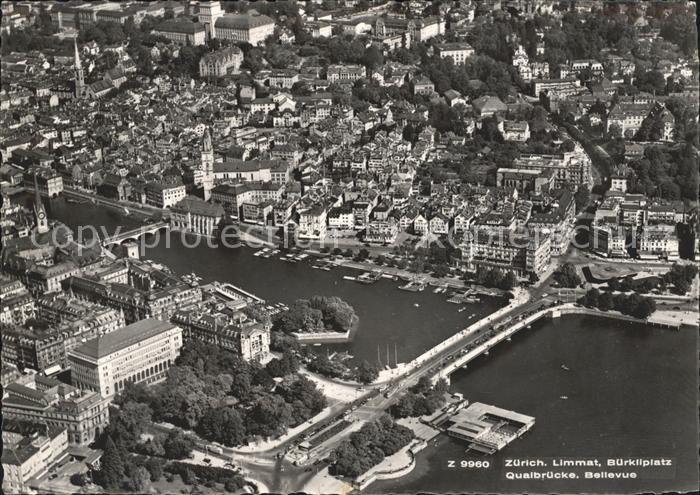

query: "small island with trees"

left=274, top=295, right=359, bottom=343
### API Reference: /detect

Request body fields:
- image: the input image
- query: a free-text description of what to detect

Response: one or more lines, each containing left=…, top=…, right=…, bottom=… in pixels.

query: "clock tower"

left=33, top=173, right=49, bottom=234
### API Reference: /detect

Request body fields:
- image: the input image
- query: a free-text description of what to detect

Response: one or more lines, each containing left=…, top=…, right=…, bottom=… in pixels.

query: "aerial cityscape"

left=0, top=0, right=698, bottom=494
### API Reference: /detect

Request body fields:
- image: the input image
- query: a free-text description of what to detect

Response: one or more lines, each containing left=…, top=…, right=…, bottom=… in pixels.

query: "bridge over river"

left=101, top=222, right=169, bottom=246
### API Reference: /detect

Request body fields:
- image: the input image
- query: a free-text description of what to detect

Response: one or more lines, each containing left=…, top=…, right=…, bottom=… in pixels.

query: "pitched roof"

left=215, top=13, right=274, bottom=30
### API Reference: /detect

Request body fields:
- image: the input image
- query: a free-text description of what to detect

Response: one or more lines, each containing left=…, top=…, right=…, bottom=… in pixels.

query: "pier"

left=442, top=402, right=535, bottom=454
left=205, top=281, right=265, bottom=303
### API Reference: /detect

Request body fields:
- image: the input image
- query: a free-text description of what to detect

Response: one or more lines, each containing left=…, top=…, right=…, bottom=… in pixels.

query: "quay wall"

left=355, top=439, right=427, bottom=491
left=291, top=330, right=352, bottom=343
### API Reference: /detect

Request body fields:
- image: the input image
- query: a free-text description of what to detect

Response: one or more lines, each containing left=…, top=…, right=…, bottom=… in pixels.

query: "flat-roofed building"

left=67, top=318, right=183, bottom=399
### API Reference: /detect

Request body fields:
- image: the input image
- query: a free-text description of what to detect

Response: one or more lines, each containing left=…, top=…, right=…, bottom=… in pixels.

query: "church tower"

left=201, top=128, right=214, bottom=201
left=74, top=38, right=85, bottom=99
left=33, top=173, right=49, bottom=234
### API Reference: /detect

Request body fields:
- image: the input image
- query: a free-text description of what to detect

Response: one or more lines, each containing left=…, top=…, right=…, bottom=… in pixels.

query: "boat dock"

left=447, top=290, right=480, bottom=304
left=205, top=281, right=265, bottom=304
left=429, top=402, right=535, bottom=455
left=356, top=270, right=383, bottom=284
left=399, top=279, right=427, bottom=292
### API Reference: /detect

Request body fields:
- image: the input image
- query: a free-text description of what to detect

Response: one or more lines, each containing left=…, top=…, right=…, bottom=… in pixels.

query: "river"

left=31, top=194, right=504, bottom=365
left=29, top=194, right=700, bottom=493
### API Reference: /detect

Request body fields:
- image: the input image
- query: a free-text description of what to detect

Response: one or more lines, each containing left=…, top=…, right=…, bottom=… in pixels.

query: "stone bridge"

left=102, top=222, right=169, bottom=246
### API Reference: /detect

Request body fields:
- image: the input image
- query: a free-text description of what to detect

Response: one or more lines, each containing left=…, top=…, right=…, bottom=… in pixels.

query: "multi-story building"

left=532, top=78, right=581, bottom=98
left=606, top=101, right=654, bottom=137
left=68, top=319, right=183, bottom=399
left=0, top=278, right=35, bottom=326
left=65, top=263, right=202, bottom=324
left=268, top=69, right=300, bottom=89
left=590, top=223, right=627, bottom=257
left=1, top=302, right=124, bottom=373
left=170, top=196, right=225, bottom=237
left=197, top=0, right=224, bottom=39
left=434, top=42, right=474, bottom=65
left=638, top=225, right=679, bottom=260
left=214, top=13, right=275, bottom=46
left=328, top=206, right=355, bottom=230
left=365, top=219, right=399, bottom=244
left=199, top=46, right=243, bottom=78
left=145, top=179, right=186, bottom=209
left=513, top=151, right=592, bottom=188
left=210, top=181, right=284, bottom=218
left=213, top=159, right=289, bottom=184
left=2, top=425, right=69, bottom=494
left=496, top=168, right=555, bottom=195
left=466, top=227, right=551, bottom=278
left=327, top=64, right=367, bottom=83
left=171, top=308, right=270, bottom=362
left=152, top=20, right=206, bottom=46
left=2, top=374, right=109, bottom=445
left=298, top=204, right=328, bottom=240
left=23, top=169, right=63, bottom=198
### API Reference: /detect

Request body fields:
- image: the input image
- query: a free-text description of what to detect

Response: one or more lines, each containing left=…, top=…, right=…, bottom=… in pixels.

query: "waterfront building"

left=144, top=178, right=186, bottom=208
left=67, top=318, right=183, bottom=399
left=64, top=262, right=202, bottom=324
left=298, top=204, right=328, bottom=240
left=172, top=307, right=270, bottom=362
left=466, top=227, right=551, bottom=278
left=199, top=46, right=243, bottom=78
left=24, top=168, right=63, bottom=199
left=2, top=424, right=69, bottom=494
left=170, top=196, right=225, bottom=236
left=365, top=219, right=399, bottom=244
left=2, top=374, right=109, bottom=445
left=214, top=13, right=275, bottom=46
left=445, top=402, right=535, bottom=454
left=210, top=181, right=284, bottom=218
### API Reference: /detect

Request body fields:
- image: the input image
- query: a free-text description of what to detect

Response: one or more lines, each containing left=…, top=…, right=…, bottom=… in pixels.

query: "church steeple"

left=74, top=38, right=85, bottom=99
left=33, top=173, right=49, bottom=234
left=201, top=128, right=214, bottom=201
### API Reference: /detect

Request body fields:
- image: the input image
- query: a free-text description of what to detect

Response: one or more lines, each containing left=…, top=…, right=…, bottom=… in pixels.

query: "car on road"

left=203, top=458, right=211, bottom=464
